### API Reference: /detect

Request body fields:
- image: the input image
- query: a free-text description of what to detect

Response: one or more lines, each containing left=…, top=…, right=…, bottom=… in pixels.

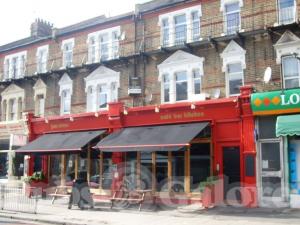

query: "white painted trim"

left=36, top=45, right=49, bottom=56
left=58, top=73, right=73, bottom=96
left=220, top=0, right=243, bottom=11
left=61, top=38, right=75, bottom=50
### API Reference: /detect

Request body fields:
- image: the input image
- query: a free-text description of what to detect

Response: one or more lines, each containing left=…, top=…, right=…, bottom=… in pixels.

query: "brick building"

left=1, top=0, right=300, bottom=207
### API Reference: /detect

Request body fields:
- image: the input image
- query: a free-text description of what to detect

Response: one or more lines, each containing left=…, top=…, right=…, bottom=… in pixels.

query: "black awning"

left=96, top=122, right=209, bottom=152
left=16, top=130, right=106, bottom=154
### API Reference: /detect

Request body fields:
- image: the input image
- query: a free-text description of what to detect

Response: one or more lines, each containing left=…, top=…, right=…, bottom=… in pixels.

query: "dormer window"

left=36, top=45, right=48, bottom=73
left=62, top=38, right=74, bottom=68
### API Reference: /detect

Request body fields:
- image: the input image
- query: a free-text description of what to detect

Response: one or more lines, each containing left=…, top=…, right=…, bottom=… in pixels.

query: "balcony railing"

left=0, top=3, right=298, bottom=81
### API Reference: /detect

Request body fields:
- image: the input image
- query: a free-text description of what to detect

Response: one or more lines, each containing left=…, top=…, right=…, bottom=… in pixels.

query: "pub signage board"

left=251, top=88, right=300, bottom=115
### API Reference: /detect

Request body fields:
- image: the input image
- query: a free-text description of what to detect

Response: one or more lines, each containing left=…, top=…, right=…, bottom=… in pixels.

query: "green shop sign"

left=251, top=88, right=300, bottom=115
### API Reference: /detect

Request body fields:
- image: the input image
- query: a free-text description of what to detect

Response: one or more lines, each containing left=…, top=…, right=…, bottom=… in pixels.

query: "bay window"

left=175, top=71, right=188, bottom=101
left=278, top=0, right=296, bottom=25
left=3, top=52, right=26, bottom=80
left=282, top=56, right=300, bottom=89
left=224, top=2, right=240, bottom=34
left=227, top=63, right=244, bottom=96
left=85, top=66, right=120, bottom=112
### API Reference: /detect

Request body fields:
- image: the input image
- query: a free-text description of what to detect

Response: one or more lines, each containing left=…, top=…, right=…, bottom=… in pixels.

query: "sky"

left=0, top=0, right=150, bottom=46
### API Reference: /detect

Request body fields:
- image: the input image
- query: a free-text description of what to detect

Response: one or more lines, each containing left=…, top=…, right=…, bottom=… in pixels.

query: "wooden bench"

left=48, top=186, right=71, bottom=204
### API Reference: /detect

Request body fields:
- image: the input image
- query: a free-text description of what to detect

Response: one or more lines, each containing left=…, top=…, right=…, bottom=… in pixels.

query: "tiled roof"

left=136, top=0, right=188, bottom=14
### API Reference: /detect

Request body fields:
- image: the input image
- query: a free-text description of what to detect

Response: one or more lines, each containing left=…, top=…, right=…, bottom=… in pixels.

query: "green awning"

left=276, top=114, right=300, bottom=137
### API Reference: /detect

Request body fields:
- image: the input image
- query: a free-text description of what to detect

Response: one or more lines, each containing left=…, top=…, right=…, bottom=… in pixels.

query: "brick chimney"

left=30, top=18, right=53, bottom=37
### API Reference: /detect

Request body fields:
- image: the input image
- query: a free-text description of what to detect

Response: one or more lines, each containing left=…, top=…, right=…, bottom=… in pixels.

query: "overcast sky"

left=0, top=0, right=149, bottom=46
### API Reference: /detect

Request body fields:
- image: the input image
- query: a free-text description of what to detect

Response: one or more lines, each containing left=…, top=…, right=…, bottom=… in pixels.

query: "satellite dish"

left=212, top=89, right=221, bottom=99
left=264, top=67, right=272, bottom=84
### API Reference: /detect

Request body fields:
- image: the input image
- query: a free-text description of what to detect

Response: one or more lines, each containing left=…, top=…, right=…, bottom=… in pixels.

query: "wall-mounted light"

left=123, top=107, right=128, bottom=115
left=45, top=118, right=49, bottom=124
left=70, top=117, right=74, bottom=122
left=95, top=112, right=99, bottom=117
left=191, top=103, right=196, bottom=110
left=155, top=105, right=160, bottom=113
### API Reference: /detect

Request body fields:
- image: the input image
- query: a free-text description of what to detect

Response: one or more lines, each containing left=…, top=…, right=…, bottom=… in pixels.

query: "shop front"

left=0, top=119, right=28, bottom=183
left=251, top=88, right=300, bottom=208
left=18, top=86, right=257, bottom=207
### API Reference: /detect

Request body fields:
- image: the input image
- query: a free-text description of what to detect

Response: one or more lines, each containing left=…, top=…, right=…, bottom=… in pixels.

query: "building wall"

left=0, top=0, right=299, bottom=120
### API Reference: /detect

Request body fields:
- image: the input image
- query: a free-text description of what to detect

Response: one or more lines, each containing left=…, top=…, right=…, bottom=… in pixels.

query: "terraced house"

left=2, top=0, right=300, bottom=208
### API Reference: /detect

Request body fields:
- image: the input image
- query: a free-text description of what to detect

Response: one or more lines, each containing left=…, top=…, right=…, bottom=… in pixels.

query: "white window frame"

left=87, top=35, right=97, bottom=64
left=61, top=89, right=71, bottom=115
left=226, top=62, right=244, bottom=96
left=191, top=11, right=201, bottom=42
left=192, top=68, right=202, bottom=95
left=84, top=66, right=120, bottom=112
left=158, top=50, right=205, bottom=103
left=87, top=26, right=121, bottom=64
left=162, top=74, right=170, bottom=103
left=3, top=51, right=27, bottom=80
left=158, top=5, right=202, bottom=47
left=281, top=55, right=300, bottom=89
left=61, top=38, right=75, bottom=68
left=58, top=73, right=73, bottom=115
left=175, top=70, right=188, bottom=101
left=277, top=0, right=297, bottom=25
left=97, top=83, right=108, bottom=110
left=36, top=45, right=49, bottom=74
left=220, top=0, right=243, bottom=35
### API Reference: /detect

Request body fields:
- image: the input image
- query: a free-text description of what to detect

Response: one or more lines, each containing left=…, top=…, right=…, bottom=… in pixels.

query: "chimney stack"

left=30, top=18, right=53, bottom=37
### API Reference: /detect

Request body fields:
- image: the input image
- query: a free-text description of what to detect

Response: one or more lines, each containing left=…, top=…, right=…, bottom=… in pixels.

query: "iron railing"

left=0, top=184, right=38, bottom=214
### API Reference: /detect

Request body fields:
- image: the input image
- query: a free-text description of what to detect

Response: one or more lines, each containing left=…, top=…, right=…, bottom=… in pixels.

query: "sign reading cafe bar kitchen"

left=251, top=88, right=300, bottom=115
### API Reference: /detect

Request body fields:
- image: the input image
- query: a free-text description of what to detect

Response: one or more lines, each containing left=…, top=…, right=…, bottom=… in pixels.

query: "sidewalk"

left=1, top=198, right=300, bottom=225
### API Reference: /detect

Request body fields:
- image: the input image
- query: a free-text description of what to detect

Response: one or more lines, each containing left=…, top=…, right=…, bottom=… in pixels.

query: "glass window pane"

left=258, top=116, right=277, bottom=139
left=90, top=151, right=100, bottom=188
left=227, top=63, right=242, bottom=73
left=279, top=0, right=295, bottom=8
left=66, top=154, right=76, bottom=184
left=102, top=152, right=113, bottom=189
left=125, top=152, right=137, bottom=190
left=171, top=151, right=185, bottom=193
left=175, top=14, right=186, bottom=24
left=225, top=2, right=240, bottom=12
left=140, top=152, right=152, bottom=190
left=285, top=78, right=299, bottom=89
left=283, top=57, right=299, bottom=78
left=175, top=14, right=187, bottom=44
left=193, top=69, right=201, bottom=95
left=33, top=155, right=42, bottom=172
left=156, top=152, right=168, bottom=191
left=229, top=77, right=243, bottom=95
left=50, top=155, right=61, bottom=185
left=190, top=143, right=211, bottom=192
left=261, top=142, right=281, bottom=171
left=262, top=177, right=282, bottom=197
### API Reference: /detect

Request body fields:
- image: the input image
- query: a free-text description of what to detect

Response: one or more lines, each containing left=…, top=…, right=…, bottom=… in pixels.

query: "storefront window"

left=102, top=152, right=113, bottom=190
left=50, top=155, right=61, bottom=186
left=13, top=154, right=24, bottom=177
left=66, top=154, right=76, bottom=183
left=125, top=152, right=137, bottom=190
left=90, top=151, right=100, bottom=188
left=156, top=152, right=168, bottom=191
left=0, top=152, right=8, bottom=179
left=33, top=155, right=42, bottom=172
left=190, top=143, right=210, bottom=192
left=171, top=150, right=185, bottom=193
left=140, top=152, right=152, bottom=190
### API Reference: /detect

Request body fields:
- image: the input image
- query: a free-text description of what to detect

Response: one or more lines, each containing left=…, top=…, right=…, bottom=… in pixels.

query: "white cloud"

left=0, top=0, right=150, bottom=45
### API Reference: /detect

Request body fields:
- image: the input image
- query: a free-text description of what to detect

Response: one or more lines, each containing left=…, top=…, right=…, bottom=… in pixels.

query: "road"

left=0, top=217, right=48, bottom=225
